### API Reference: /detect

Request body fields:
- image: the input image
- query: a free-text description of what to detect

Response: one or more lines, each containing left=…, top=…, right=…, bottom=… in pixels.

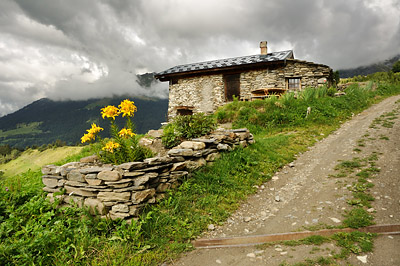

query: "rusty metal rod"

left=193, top=224, right=400, bottom=248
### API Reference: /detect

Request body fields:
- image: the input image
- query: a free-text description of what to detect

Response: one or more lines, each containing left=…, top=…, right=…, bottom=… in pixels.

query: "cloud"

left=0, top=0, right=399, bottom=116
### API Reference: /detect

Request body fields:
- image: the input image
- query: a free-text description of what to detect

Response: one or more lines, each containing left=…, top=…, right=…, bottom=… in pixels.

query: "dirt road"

left=173, top=95, right=400, bottom=266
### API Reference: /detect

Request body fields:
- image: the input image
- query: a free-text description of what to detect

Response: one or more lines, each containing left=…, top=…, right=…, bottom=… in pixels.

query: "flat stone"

left=123, top=171, right=145, bottom=177
left=65, top=185, right=97, bottom=197
left=80, top=166, right=113, bottom=174
left=118, top=162, right=148, bottom=170
left=330, top=217, right=341, bottom=223
left=357, top=255, right=368, bottom=264
left=168, top=149, right=194, bottom=157
left=144, top=156, right=173, bottom=165
left=217, top=143, right=231, bottom=151
left=105, top=179, right=134, bottom=185
left=229, top=128, right=249, bottom=133
left=178, top=141, right=206, bottom=150
left=42, top=177, right=60, bottom=188
left=206, top=153, right=220, bottom=162
left=129, top=205, right=143, bottom=216
left=112, top=204, right=129, bottom=213
left=42, top=165, right=58, bottom=175
left=139, top=137, right=153, bottom=146
left=81, top=187, right=113, bottom=192
left=85, top=178, right=103, bottom=186
left=65, top=180, right=87, bottom=187
left=208, top=224, right=215, bottom=230
left=84, top=198, right=107, bottom=215
left=142, top=163, right=172, bottom=172
left=98, top=170, right=122, bottom=181
left=156, top=182, right=171, bottom=192
left=169, top=171, right=188, bottom=179
left=67, top=170, right=86, bottom=182
left=63, top=195, right=84, bottom=207
left=113, top=186, right=145, bottom=192
left=97, top=191, right=131, bottom=202
left=134, top=172, right=158, bottom=186
left=132, top=189, right=156, bottom=204
left=42, top=174, right=64, bottom=180
left=147, top=129, right=163, bottom=138
left=170, top=162, right=186, bottom=171
left=79, top=155, right=99, bottom=163
left=192, top=138, right=217, bottom=144
left=43, top=187, right=62, bottom=193
left=109, top=211, right=131, bottom=220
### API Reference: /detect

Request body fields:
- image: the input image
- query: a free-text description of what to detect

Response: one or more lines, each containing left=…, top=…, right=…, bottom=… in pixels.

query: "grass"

left=0, top=146, right=83, bottom=177
left=1, top=82, right=400, bottom=265
left=0, top=122, right=42, bottom=138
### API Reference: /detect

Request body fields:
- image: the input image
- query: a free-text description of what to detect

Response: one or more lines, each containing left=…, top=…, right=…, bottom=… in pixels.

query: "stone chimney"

left=260, top=41, right=268, bottom=55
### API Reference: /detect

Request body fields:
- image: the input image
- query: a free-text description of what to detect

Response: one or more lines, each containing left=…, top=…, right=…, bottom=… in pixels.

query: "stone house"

left=155, top=41, right=333, bottom=120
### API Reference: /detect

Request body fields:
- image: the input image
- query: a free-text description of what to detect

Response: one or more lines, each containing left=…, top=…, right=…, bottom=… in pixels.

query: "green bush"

left=162, top=113, right=216, bottom=148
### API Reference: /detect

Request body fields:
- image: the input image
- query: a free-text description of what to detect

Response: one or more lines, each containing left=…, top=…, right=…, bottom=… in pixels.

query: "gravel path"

left=172, top=95, right=400, bottom=266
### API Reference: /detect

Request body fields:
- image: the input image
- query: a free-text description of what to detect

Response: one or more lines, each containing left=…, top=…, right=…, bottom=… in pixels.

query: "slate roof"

left=155, top=50, right=294, bottom=78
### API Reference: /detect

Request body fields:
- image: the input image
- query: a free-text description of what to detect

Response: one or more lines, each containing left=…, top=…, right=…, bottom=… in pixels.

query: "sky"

left=0, top=0, right=399, bottom=117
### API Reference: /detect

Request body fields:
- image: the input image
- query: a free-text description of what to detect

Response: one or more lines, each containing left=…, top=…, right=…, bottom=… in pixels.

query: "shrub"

left=162, top=113, right=216, bottom=148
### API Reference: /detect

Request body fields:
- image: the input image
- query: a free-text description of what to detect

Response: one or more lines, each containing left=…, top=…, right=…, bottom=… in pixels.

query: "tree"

left=392, top=60, right=400, bottom=73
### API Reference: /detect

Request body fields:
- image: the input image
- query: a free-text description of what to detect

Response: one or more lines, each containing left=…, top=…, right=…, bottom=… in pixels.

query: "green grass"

left=0, top=122, right=43, bottom=138
left=0, top=146, right=84, bottom=177
left=1, top=82, right=400, bottom=265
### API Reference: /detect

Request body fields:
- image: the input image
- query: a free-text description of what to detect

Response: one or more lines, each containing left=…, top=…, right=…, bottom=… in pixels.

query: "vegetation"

left=161, top=113, right=216, bottom=148
left=392, top=60, right=400, bottom=73
left=80, top=99, right=152, bottom=164
left=0, top=74, right=399, bottom=265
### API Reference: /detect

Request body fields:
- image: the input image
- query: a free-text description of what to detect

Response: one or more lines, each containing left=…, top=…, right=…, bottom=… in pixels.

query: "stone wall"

left=167, top=60, right=331, bottom=120
left=42, top=128, right=254, bottom=221
left=168, top=74, right=225, bottom=120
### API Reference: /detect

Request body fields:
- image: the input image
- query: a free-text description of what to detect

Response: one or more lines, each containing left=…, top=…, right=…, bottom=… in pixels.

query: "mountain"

left=338, top=54, right=400, bottom=78
left=0, top=95, right=168, bottom=148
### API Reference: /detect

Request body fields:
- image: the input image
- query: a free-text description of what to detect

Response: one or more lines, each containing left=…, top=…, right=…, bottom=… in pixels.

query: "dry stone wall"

left=42, top=128, right=254, bottom=221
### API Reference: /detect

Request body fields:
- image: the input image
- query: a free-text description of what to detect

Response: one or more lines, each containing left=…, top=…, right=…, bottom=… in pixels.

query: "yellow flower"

left=87, top=123, right=103, bottom=135
left=101, top=105, right=119, bottom=120
left=118, top=128, right=135, bottom=138
left=118, top=99, right=137, bottom=117
left=102, top=141, right=120, bottom=153
left=81, top=133, right=95, bottom=143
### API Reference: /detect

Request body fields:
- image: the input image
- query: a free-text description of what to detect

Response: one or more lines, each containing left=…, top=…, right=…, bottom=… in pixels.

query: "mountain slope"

left=0, top=96, right=168, bottom=148
left=339, top=54, right=400, bottom=78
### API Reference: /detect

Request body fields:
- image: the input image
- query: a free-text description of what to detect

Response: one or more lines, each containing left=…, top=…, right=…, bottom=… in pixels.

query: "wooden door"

left=224, top=74, right=240, bottom=101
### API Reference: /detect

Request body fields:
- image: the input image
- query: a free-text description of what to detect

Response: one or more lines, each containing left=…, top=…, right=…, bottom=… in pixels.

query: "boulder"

left=147, top=129, right=163, bottom=138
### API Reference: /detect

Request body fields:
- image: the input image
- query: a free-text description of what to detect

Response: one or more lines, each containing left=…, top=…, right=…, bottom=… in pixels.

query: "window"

left=176, top=106, right=194, bottom=116
left=224, top=73, right=240, bottom=101
left=287, top=78, right=301, bottom=91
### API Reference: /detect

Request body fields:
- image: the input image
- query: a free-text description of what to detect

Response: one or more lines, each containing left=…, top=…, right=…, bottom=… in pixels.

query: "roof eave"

left=155, top=60, right=287, bottom=81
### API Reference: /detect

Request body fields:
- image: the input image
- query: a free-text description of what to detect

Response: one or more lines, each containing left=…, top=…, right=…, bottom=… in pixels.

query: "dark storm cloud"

left=0, top=0, right=399, bottom=116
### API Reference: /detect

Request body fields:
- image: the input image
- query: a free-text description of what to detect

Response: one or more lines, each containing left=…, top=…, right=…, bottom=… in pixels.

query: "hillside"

left=339, top=53, right=400, bottom=78
left=0, top=95, right=168, bottom=148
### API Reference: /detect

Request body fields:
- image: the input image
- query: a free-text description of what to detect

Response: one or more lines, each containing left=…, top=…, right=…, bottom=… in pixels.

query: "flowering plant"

left=81, top=99, right=151, bottom=164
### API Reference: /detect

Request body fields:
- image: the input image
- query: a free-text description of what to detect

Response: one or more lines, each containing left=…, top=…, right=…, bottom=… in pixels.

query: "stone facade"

left=167, top=60, right=331, bottom=120
left=42, top=128, right=254, bottom=221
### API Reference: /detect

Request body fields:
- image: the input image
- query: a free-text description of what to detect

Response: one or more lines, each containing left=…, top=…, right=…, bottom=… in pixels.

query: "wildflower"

left=118, top=99, right=137, bottom=117
left=81, top=133, right=95, bottom=143
left=87, top=123, right=103, bottom=135
left=102, top=141, right=120, bottom=153
left=5, top=187, right=8, bottom=192
left=118, top=128, right=135, bottom=138
left=101, top=105, right=119, bottom=120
